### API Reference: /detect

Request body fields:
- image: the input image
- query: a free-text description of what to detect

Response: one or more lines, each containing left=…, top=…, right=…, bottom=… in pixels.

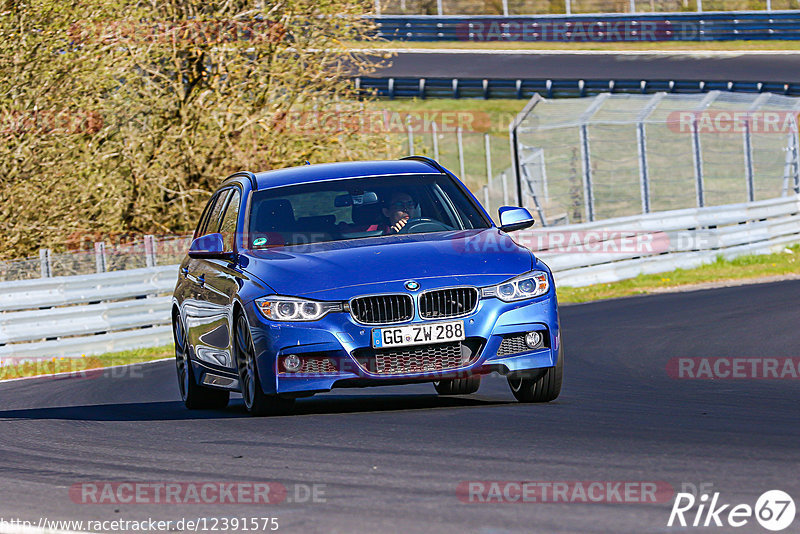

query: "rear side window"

left=197, top=190, right=232, bottom=237
left=219, top=189, right=241, bottom=252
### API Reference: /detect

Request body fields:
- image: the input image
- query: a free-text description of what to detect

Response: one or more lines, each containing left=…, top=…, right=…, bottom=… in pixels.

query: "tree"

left=0, top=0, right=386, bottom=257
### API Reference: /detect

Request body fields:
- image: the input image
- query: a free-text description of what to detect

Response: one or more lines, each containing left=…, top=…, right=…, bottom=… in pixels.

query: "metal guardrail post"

left=692, top=116, right=705, bottom=208
left=636, top=121, right=651, bottom=214
left=697, top=0, right=703, bottom=12
left=501, top=171, right=509, bottom=206
left=579, top=123, right=595, bottom=222
left=144, top=235, right=157, bottom=268
left=484, top=134, right=493, bottom=187
left=502, top=0, right=508, bottom=16
left=457, top=127, right=466, bottom=180
left=483, top=185, right=490, bottom=212
left=39, top=249, right=52, bottom=278
left=437, top=0, right=443, bottom=16
left=630, top=0, right=636, bottom=13
left=742, top=118, right=755, bottom=203
left=95, top=242, right=107, bottom=273
left=565, top=0, right=572, bottom=15
left=431, top=122, right=440, bottom=161
left=407, top=116, right=414, bottom=155
left=374, top=0, right=380, bottom=16
left=794, top=120, right=800, bottom=194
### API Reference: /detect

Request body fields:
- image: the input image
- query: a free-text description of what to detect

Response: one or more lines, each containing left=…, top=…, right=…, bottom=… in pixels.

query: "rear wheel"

left=173, top=313, right=229, bottom=410
left=434, top=375, right=481, bottom=395
left=507, top=343, right=563, bottom=403
left=234, top=313, right=294, bottom=416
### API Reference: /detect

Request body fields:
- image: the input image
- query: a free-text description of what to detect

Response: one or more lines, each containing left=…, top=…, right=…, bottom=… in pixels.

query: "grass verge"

left=557, top=244, right=800, bottom=304
left=0, top=345, right=174, bottom=381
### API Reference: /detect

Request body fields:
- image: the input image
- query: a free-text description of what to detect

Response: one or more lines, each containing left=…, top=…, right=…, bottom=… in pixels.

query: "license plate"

left=372, top=321, right=465, bottom=349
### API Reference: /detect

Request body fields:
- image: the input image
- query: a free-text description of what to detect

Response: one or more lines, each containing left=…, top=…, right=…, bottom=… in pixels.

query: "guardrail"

left=1, top=195, right=798, bottom=362
left=372, top=11, right=800, bottom=41
left=0, top=266, right=176, bottom=362
left=534, top=194, right=800, bottom=286
left=357, top=76, right=800, bottom=99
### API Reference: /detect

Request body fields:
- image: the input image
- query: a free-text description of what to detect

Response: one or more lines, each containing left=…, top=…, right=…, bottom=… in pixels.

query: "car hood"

left=240, top=229, right=533, bottom=300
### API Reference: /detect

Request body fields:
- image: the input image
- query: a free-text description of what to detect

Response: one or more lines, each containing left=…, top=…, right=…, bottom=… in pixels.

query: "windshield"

left=247, top=174, right=490, bottom=249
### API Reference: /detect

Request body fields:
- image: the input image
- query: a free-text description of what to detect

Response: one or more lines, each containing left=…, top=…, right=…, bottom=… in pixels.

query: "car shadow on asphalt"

left=0, top=395, right=515, bottom=421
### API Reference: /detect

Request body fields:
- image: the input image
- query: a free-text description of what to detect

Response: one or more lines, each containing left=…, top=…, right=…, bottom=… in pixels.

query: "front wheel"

left=173, top=313, right=229, bottom=410
left=507, top=343, right=563, bottom=403
left=234, top=313, right=294, bottom=417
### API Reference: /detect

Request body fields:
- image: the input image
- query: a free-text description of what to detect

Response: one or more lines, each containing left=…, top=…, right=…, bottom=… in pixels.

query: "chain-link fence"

left=0, top=235, right=192, bottom=282
left=377, top=0, right=799, bottom=16
left=508, top=91, right=800, bottom=226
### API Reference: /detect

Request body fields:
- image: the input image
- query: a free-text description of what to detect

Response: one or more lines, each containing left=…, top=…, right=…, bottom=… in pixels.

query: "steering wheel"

left=397, top=217, right=452, bottom=234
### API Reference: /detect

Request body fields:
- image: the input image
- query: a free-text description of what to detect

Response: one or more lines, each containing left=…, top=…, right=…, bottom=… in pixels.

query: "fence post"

left=39, top=248, right=52, bottom=278
left=501, top=171, right=509, bottom=206
left=565, top=0, right=571, bottom=15
left=696, top=0, right=702, bottom=12
left=484, top=134, right=493, bottom=186
left=437, top=0, right=443, bottom=15
left=94, top=242, right=107, bottom=273
left=630, top=0, right=636, bottom=12
left=374, top=0, right=381, bottom=15
left=794, top=119, right=800, bottom=194
left=483, top=185, right=490, bottom=213
left=502, top=0, right=509, bottom=16
left=144, top=235, right=157, bottom=268
left=766, top=0, right=772, bottom=11
left=457, top=127, right=466, bottom=180
left=579, top=123, right=595, bottom=222
left=742, top=118, right=755, bottom=203
left=691, top=116, right=705, bottom=207
left=432, top=121, right=440, bottom=161
left=636, top=121, right=651, bottom=214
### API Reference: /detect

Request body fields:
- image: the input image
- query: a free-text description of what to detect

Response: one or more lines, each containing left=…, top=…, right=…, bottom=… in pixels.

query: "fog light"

left=283, top=354, right=302, bottom=372
left=525, top=331, right=542, bottom=348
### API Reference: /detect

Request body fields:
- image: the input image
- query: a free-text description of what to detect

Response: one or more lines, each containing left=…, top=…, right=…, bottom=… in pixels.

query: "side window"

left=219, top=189, right=241, bottom=252
left=199, top=190, right=231, bottom=236
left=195, top=195, right=217, bottom=237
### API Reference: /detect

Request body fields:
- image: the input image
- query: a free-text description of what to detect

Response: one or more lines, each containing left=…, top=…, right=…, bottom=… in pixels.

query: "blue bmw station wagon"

left=172, top=157, right=562, bottom=415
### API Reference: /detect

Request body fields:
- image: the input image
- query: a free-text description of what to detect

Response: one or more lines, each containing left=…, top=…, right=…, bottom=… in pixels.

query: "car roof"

left=252, top=159, right=444, bottom=191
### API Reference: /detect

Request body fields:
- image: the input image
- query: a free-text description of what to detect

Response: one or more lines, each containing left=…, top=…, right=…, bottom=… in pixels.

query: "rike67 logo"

left=668, top=490, right=796, bottom=531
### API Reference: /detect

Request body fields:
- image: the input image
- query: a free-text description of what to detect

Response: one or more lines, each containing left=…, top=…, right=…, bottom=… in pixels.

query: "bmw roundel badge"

left=405, top=280, right=420, bottom=291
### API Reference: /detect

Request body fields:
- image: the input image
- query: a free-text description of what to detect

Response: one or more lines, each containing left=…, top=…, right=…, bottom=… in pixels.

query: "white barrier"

left=1, top=195, right=798, bottom=361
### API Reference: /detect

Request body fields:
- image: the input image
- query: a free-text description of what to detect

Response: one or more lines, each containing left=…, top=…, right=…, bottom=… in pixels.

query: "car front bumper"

left=243, top=291, right=560, bottom=396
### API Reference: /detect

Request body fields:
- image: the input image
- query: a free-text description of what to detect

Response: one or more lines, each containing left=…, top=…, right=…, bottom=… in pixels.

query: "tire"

left=234, top=313, right=295, bottom=417
left=173, top=313, right=230, bottom=410
left=507, top=343, right=563, bottom=403
left=434, top=375, right=481, bottom=395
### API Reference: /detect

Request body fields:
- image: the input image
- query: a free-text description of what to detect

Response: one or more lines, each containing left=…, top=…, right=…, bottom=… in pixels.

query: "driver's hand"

left=389, top=216, right=409, bottom=234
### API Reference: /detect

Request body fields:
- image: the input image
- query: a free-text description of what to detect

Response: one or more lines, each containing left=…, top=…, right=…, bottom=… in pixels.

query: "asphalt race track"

left=1, top=280, right=799, bottom=533
left=370, top=50, right=800, bottom=84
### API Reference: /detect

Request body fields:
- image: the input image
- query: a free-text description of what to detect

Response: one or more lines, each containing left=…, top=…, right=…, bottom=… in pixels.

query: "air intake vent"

left=419, top=287, right=479, bottom=320
left=349, top=294, right=414, bottom=325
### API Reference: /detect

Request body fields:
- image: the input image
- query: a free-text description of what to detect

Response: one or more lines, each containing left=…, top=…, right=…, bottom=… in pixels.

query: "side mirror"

left=188, top=233, right=234, bottom=260
left=498, top=206, right=535, bottom=233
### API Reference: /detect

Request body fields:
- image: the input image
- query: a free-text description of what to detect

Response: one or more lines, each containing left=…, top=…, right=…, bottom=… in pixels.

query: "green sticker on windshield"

left=253, top=237, right=268, bottom=246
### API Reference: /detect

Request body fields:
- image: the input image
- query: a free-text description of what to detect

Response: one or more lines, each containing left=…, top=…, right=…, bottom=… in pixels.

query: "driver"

left=382, top=191, right=417, bottom=235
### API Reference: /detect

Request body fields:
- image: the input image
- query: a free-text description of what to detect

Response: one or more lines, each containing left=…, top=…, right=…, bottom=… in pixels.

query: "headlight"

left=481, top=271, right=549, bottom=302
left=256, top=296, right=342, bottom=322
